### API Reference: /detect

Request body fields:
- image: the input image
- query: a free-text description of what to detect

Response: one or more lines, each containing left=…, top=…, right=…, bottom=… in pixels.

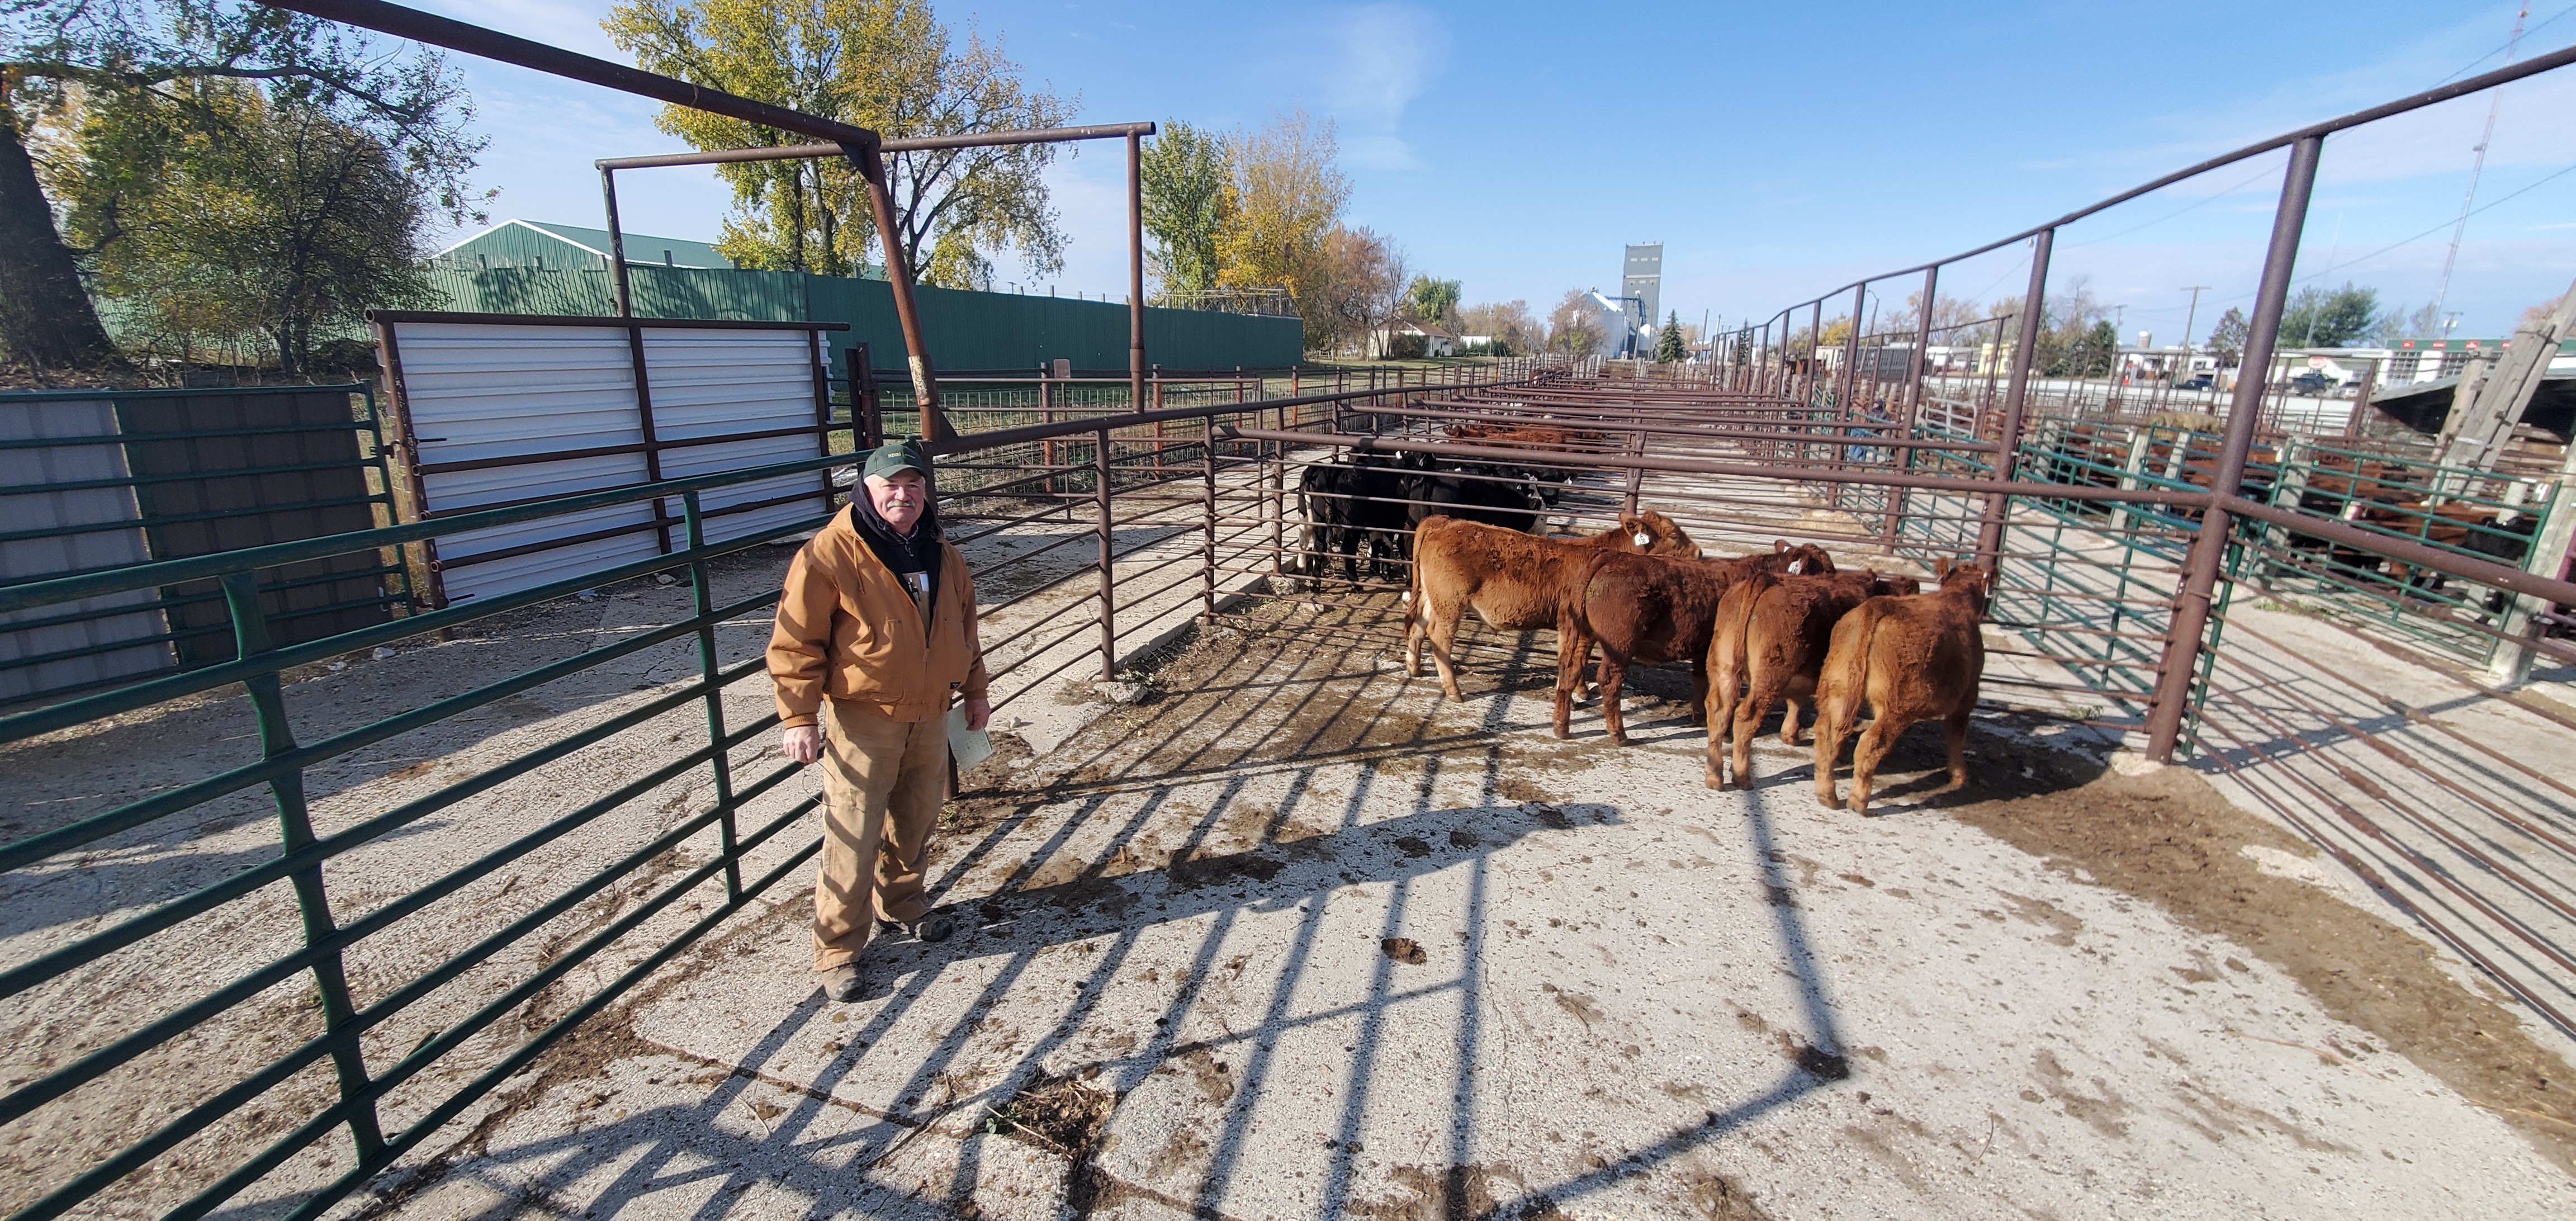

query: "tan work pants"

left=812, top=699, right=946, bottom=970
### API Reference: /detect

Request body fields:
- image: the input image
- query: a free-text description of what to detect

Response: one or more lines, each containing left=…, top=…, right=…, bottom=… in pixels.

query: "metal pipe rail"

left=593, top=122, right=1161, bottom=169
left=0, top=357, right=1543, bottom=1218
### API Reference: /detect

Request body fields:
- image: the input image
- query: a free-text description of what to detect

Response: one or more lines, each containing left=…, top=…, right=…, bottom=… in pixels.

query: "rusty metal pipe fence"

left=0, top=360, right=1542, bottom=1219
left=14, top=3, right=2575, bottom=1211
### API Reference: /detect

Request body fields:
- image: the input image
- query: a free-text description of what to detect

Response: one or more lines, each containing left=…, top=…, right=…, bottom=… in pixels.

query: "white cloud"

left=1319, top=3, right=1452, bottom=170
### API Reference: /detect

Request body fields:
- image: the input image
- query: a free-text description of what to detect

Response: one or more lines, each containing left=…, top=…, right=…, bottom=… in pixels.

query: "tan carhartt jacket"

left=767, top=507, right=988, bottom=729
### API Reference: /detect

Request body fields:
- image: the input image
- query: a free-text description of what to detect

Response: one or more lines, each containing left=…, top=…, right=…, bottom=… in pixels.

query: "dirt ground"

left=305, top=589, right=2575, bottom=1220
left=10, top=516, right=2574, bottom=1219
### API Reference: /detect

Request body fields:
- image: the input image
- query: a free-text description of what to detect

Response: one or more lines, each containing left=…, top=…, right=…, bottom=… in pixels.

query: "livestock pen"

left=7, top=2, right=2576, bottom=1218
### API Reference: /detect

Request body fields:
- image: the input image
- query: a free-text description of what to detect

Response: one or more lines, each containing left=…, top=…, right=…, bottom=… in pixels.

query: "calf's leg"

left=1552, top=616, right=1587, bottom=739
left=1811, top=686, right=1861, bottom=810
left=1941, top=707, right=1972, bottom=793
left=1847, top=715, right=1907, bottom=816
left=1730, top=672, right=1782, bottom=790
left=1706, top=659, right=1746, bottom=788
left=1598, top=654, right=1633, bottom=746
left=1423, top=606, right=1466, bottom=702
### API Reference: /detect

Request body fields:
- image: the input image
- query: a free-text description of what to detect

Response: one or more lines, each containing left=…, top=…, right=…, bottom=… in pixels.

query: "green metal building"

left=432, top=219, right=735, bottom=272
left=425, top=219, right=1303, bottom=371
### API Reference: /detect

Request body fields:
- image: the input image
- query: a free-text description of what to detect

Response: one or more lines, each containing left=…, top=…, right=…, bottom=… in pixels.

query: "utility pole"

left=2171, top=286, right=2209, bottom=409
left=2434, top=4, right=2530, bottom=325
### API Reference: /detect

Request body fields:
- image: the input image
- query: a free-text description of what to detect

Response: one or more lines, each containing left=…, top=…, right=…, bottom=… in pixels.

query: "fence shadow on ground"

left=333, top=594, right=2120, bottom=1219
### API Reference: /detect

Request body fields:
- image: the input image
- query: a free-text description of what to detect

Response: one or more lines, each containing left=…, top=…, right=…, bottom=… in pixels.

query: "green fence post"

left=681, top=493, right=743, bottom=901
left=219, top=570, right=386, bottom=1161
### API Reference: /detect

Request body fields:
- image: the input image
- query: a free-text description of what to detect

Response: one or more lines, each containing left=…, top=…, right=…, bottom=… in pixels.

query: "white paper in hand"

left=946, top=706, right=995, bottom=772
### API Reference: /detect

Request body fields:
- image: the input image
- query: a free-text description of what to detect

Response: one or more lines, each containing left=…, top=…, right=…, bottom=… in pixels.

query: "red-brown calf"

left=1404, top=512, right=1699, bottom=701
left=1555, top=541, right=1836, bottom=745
left=1704, top=569, right=1922, bottom=788
left=1810, top=560, right=1993, bottom=815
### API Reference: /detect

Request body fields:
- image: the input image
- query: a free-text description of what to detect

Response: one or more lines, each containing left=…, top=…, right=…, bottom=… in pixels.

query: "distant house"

left=431, top=219, right=736, bottom=272
left=1367, top=318, right=1459, bottom=358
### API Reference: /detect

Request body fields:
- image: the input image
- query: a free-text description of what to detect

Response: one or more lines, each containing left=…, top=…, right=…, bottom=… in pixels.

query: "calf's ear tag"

left=1788, top=559, right=1805, bottom=575
left=1633, top=532, right=1652, bottom=547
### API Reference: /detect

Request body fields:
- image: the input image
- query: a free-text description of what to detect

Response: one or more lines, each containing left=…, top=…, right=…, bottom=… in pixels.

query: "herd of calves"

left=1391, top=512, right=1994, bottom=816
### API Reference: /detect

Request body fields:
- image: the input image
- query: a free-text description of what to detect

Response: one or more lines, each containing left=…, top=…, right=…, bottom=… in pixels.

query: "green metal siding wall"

left=422, top=266, right=1302, bottom=371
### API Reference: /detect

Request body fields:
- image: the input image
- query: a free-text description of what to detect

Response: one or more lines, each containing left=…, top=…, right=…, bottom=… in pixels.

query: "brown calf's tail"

left=1817, top=599, right=1889, bottom=720
left=1713, top=570, right=1774, bottom=675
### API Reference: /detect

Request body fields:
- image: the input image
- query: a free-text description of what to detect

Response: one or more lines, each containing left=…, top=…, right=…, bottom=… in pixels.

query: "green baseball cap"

left=861, top=438, right=932, bottom=481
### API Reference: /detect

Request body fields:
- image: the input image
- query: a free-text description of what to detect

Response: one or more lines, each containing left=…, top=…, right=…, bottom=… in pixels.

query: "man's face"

left=866, top=468, right=927, bottom=534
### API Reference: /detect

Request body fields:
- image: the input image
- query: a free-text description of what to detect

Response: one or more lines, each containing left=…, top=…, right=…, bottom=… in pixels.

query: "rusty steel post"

left=1760, top=319, right=1774, bottom=395
left=599, top=167, right=634, bottom=318
left=1621, top=424, right=1647, bottom=515
left=1128, top=131, right=1148, bottom=414
left=1835, top=285, right=1866, bottom=510
left=847, top=142, right=951, bottom=443
left=1975, top=228, right=2056, bottom=565
left=1095, top=424, right=1116, bottom=680
left=2143, top=133, right=2322, bottom=762
left=1907, top=266, right=1938, bottom=425
left=1807, top=300, right=1824, bottom=405
left=1880, top=267, right=1940, bottom=548
left=1202, top=419, right=1219, bottom=623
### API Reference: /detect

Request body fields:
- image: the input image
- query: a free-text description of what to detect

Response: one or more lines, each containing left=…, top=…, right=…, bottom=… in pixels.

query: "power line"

left=2432, top=4, right=2532, bottom=321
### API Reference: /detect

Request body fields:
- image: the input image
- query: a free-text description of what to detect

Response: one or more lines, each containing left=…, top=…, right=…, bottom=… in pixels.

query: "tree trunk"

left=0, top=106, right=119, bottom=370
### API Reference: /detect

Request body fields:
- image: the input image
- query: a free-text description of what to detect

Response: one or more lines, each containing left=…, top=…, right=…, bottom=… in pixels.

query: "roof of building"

left=434, top=219, right=735, bottom=269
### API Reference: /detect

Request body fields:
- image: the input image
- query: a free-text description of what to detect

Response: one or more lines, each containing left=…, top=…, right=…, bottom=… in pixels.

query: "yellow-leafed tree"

left=604, top=0, right=1069, bottom=288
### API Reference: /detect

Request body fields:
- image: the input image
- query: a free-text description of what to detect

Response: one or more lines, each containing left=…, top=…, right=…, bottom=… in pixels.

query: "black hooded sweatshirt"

left=849, top=486, right=943, bottom=627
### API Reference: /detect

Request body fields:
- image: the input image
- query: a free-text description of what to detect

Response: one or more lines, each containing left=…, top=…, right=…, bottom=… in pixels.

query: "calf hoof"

left=1443, top=687, right=1466, bottom=703
left=1815, top=789, right=1842, bottom=811
left=1607, top=732, right=1630, bottom=748
left=1704, top=770, right=1725, bottom=790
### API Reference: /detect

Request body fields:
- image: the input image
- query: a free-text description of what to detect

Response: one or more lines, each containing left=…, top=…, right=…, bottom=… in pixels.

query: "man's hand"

left=964, top=696, right=992, bottom=731
left=782, top=725, right=822, bottom=765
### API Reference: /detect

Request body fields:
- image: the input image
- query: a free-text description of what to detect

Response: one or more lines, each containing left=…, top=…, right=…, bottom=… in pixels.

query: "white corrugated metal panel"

left=384, top=320, right=829, bottom=605
left=640, top=329, right=830, bottom=547
left=0, top=399, right=174, bottom=702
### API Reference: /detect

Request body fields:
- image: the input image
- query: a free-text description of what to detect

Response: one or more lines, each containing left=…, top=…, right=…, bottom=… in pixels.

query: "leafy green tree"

left=2279, top=282, right=2384, bottom=348
left=2066, top=319, right=2119, bottom=376
left=1401, top=275, right=1460, bottom=324
left=1139, top=119, right=1229, bottom=302
left=2206, top=307, right=2250, bottom=367
left=1654, top=310, right=1686, bottom=362
left=605, top=0, right=1069, bottom=287
left=51, top=82, right=437, bottom=373
left=4, top=0, right=480, bottom=371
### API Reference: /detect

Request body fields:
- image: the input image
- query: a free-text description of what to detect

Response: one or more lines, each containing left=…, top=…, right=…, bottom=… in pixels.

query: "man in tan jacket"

left=769, top=439, right=989, bottom=1002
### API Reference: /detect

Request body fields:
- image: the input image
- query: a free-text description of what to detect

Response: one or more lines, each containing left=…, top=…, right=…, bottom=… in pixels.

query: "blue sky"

left=416, top=1, right=2576, bottom=341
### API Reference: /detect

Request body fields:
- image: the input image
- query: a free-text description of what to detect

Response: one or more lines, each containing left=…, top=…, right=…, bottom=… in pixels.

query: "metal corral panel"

left=0, top=400, right=172, bottom=702
left=382, top=319, right=828, bottom=606
left=637, top=328, right=831, bottom=546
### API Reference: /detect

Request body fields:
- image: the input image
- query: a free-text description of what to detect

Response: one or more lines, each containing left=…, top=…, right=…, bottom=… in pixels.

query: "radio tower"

left=2431, top=5, right=2529, bottom=324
